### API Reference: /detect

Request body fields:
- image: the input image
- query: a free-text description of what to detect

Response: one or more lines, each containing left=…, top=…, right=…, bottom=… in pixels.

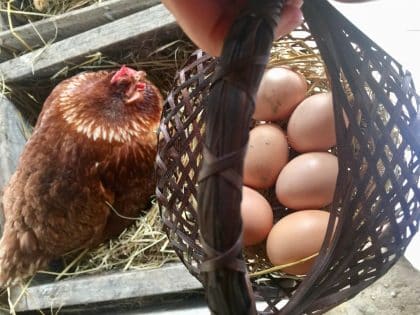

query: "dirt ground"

left=113, top=257, right=420, bottom=315
left=327, top=257, right=420, bottom=315
left=127, top=257, right=420, bottom=315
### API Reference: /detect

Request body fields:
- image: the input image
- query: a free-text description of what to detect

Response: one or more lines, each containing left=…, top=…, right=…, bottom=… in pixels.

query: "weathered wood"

left=9, top=263, right=202, bottom=312
left=0, top=13, right=6, bottom=32
left=0, top=4, right=177, bottom=83
left=0, top=0, right=161, bottom=62
left=0, top=95, right=30, bottom=235
left=0, top=96, right=29, bottom=188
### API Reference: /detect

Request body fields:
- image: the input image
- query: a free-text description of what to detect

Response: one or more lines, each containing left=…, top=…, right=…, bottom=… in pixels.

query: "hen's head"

left=110, top=65, right=147, bottom=104
left=43, top=66, right=163, bottom=144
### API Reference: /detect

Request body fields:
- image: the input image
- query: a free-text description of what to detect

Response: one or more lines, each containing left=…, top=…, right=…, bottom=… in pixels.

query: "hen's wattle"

left=0, top=66, right=163, bottom=286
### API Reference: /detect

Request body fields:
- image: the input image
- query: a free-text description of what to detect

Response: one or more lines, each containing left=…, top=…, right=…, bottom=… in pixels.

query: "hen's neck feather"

left=39, top=71, right=162, bottom=144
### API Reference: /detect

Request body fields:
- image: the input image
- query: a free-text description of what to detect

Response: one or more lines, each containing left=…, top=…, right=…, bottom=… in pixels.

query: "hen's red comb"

left=111, top=65, right=138, bottom=85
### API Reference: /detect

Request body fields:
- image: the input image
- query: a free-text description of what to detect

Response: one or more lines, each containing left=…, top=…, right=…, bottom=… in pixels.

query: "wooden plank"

left=0, top=95, right=29, bottom=188
left=0, top=0, right=161, bottom=61
left=0, top=4, right=177, bottom=83
left=0, top=13, right=6, bottom=32
left=9, top=263, right=202, bottom=312
left=0, top=96, right=30, bottom=234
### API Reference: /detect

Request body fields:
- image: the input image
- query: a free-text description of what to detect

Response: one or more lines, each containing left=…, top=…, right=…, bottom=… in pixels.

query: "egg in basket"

left=156, top=0, right=420, bottom=314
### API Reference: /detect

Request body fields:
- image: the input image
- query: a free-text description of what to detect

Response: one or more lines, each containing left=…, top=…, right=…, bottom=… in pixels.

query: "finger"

left=275, top=0, right=304, bottom=39
left=335, top=0, right=375, bottom=2
left=161, top=0, right=234, bottom=56
left=162, top=0, right=303, bottom=56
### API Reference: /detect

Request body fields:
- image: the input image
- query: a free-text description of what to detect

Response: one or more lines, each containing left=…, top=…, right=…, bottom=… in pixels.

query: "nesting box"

left=0, top=1, right=203, bottom=313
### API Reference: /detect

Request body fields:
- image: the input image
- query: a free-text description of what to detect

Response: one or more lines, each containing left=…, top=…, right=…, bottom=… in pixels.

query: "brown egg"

left=287, top=92, right=338, bottom=152
left=275, top=152, right=338, bottom=210
left=254, top=67, right=307, bottom=121
left=241, top=186, right=273, bottom=246
left=266, top=210, right=330, bottom=275
left=243, top=124, right=289, bottom=189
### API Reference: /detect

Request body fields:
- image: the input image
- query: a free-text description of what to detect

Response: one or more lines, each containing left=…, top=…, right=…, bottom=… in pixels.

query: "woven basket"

left=156, top=0, right=420, bottom=314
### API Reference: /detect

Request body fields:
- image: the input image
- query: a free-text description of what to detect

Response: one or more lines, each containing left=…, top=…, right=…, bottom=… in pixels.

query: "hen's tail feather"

left=0, top=229, right=48, bottom=288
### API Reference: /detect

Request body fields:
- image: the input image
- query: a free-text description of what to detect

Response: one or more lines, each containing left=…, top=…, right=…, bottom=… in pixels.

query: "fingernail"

left=286, top=0, right=304, bottom=8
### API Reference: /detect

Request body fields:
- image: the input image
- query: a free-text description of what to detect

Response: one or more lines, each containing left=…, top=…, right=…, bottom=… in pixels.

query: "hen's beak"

left=126, top=91, right=143, bottom=104
left=125, top=81, right=146, bottom=104
left=111, top=65, right=144, bottom=85
left=111, top=66, right=147, bottom=104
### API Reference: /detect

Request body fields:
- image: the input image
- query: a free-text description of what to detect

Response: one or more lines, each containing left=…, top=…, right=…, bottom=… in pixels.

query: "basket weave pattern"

left=156, top=50, right=214, bottom=278
left=156, top=1, right=419, bottom=313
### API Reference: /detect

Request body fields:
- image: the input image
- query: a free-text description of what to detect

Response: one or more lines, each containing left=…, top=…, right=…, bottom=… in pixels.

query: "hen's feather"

left=0, top=68, right=162, bottom=286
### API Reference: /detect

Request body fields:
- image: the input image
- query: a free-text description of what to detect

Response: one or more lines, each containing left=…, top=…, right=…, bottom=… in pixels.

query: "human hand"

left=162, top=0, right=375, bottom=56
left=162, top=0, right=303, bottom=56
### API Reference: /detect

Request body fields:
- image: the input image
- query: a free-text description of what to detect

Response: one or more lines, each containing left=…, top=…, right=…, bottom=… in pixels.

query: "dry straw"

left=1, top=24, right=329, bottom=281
left=0, top=0, right=102, bottom=18
left=0, top=3, right=195, bottom=310
left=0, top=1, right=381, bottom=314
left=0, top=25, right=330, bottom=310
left=1, top=1, right=418, bottom=314
left=0, top=36, right=196, bottom=276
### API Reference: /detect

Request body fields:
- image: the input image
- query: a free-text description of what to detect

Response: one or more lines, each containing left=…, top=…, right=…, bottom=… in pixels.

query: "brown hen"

left=0, top=66, right=163, bottom=286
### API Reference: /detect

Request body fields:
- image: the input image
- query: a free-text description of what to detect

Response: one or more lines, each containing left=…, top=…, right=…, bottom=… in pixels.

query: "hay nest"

left=0, top=1, right=334, bottom=309
left=0, top=32, right=196, bottom=311
left=0, top=33, right=196, bottom=305
left=0, top=0, right=103, bottom=25
left=1, top=22, right=331, bottom=282
left=39, top=202, right=179, bottom=280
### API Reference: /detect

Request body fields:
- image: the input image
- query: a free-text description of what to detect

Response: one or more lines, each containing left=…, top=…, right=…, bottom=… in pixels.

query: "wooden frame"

left=0, top=4, right=177, bottom=83
left=0, top=0, right=160, bottom=62
left=0, top=2, right=199, bottom=313
left=9, top=263, right=202, bottom=312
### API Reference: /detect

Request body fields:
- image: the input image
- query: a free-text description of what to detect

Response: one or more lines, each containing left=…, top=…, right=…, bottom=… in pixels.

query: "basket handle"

left=196, top=1, right=285, bottom=314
